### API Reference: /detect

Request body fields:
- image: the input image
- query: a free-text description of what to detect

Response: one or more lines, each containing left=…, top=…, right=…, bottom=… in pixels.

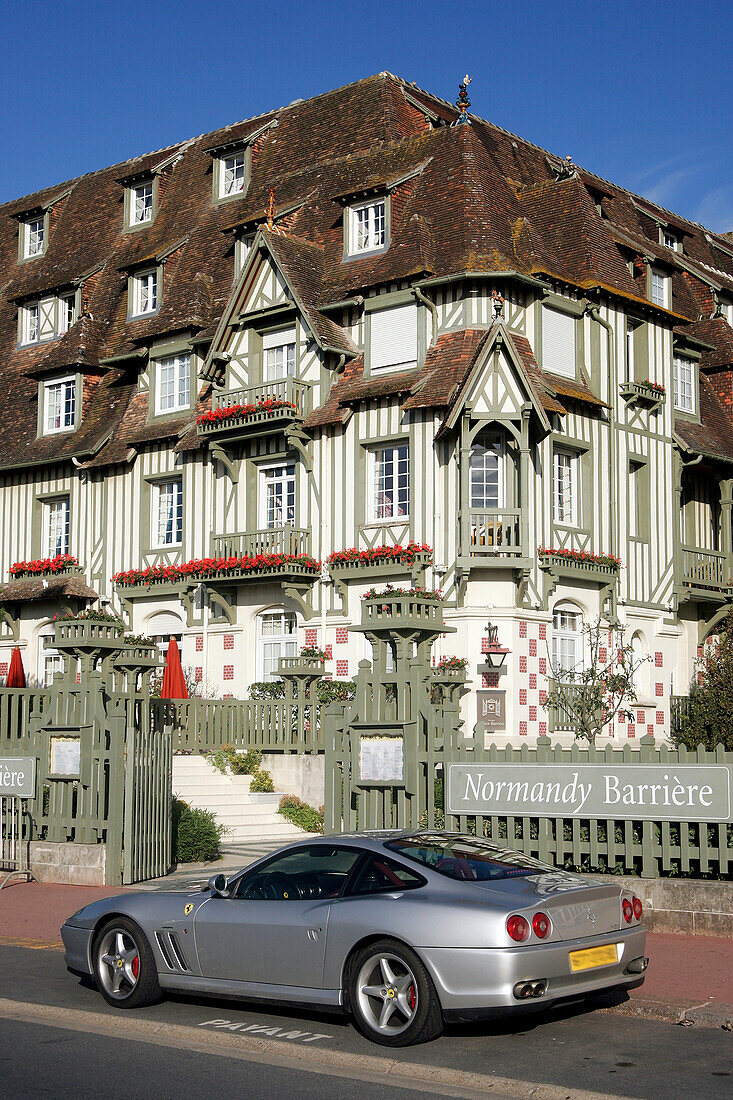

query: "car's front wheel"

left=348, top=938, right=443, bottom=1046
left=94, top=918, right=160, bottom=1009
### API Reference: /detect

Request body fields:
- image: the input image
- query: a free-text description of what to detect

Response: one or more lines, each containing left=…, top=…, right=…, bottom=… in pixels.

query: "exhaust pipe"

left=625, top=956, right=649, bottom=975
left=513, top=979, right=548, bottom=1000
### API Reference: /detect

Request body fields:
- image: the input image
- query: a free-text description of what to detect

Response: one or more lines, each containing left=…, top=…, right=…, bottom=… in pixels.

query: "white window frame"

left=21, top=302, right=40, bottom=345
left=469, top=433, right=504, bottom=509
left=257, top=608, right=297, bottom=682
left=348, top=199, right=387, bottom=255
left=650, top=268, right=668, bottom=308
left=673, top=355, right=695, bottom=413
left=44, top=496, right=71, bottom=558
left=23, top=216, right=45, bottom=258
left=57, top=293, right=76, bottom=335
left=551, top=608, right=583, bottom=681
left=259, top=463, right=296, bottom=529
left=44, top=375, right=77, bottom=435
left=541, top=306, right=577, bottom=379
left=132, top=269, right=158, bottom=316
left=155, top=354, right=191, bottom=415
left=262, top=329, right=297, bottom=381
left=372, top=444, right=410, bottom=523
left=130, top=181, right=154, bottom=225
left=220, top=153, right=247, bottom=198
left=152, top=478, right=184, bottom=548
left=721, top=300, right=733, bottom=326
left=234, top=234, right=254, bottom=277
left=553, top=447, right=578, bottom=527
left=38, top=635, right=63, bottom=688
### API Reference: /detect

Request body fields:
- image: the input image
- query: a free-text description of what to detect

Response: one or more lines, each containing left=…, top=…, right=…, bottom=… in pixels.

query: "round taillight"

left=532, top=912, right=551, bottom=939
left=622, top=899, right=633, bottom=924
left=632, top=896, right=643, bottom=921
left=507, top=914, right=530, bottom=942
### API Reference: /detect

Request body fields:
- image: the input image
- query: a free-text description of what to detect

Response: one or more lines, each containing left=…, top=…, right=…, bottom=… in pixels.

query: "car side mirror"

left=208, top=873, right=231, bottom=898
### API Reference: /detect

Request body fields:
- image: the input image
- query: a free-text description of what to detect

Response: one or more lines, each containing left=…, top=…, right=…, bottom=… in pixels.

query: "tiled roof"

left=675, top=374, right=733, bottom=465
left=0, top=71, right=730, bottom=467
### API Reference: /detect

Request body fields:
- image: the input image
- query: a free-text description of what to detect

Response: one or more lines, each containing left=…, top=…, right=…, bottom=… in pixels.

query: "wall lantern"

left=483, top=621, right=510, bottom=669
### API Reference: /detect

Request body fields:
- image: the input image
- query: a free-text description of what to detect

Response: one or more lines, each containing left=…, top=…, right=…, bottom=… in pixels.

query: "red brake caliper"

left=132, top=955, right=139, bottom=979
left=408, top=984, right=416, bottom=1010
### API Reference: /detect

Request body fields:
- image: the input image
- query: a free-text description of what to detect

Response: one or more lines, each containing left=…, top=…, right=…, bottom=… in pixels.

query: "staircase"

left=172, top=755, right=318, bottom=843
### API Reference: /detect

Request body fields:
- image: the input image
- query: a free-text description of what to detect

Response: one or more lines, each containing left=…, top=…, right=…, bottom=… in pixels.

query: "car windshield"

left=385, top=835, right=547, bottom=882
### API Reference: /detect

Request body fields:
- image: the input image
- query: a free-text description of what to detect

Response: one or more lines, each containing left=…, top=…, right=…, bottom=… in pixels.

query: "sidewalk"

left=1, top=876, right=731, bottom=1029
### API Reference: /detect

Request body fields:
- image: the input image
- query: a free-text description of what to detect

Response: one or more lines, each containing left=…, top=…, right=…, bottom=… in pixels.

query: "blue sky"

left=1, top=0, right=731, bottom=230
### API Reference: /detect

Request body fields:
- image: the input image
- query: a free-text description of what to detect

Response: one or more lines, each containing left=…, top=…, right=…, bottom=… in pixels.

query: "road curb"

left=0, top=996, right=637, bottom=1100
left=602, top=995, right=733, bottom=1030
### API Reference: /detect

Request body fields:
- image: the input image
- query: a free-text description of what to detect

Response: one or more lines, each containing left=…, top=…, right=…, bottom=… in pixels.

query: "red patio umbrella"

left=160, top=638, right=188, bottom=699
left=5, top=647, right=26, bottom=688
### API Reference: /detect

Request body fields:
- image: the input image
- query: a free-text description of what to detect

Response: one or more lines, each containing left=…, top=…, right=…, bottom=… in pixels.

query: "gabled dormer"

left=12, top=185, right=73, bottom=262
left=205, top=119, right=278, bottom=206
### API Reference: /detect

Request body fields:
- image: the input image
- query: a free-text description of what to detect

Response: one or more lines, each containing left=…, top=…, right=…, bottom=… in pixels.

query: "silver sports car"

left=61, top=831, right=648, bottom=1046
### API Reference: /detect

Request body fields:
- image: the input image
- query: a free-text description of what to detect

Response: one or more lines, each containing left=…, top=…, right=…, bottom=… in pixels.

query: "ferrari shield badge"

left=184, top=903, right=194, bottom=916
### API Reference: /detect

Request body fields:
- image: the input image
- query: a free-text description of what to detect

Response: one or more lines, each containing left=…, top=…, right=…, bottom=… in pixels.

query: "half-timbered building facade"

left=1, top=73, right=731, bottom=743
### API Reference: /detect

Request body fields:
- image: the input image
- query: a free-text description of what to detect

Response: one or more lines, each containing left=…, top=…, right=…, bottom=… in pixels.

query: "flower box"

left=538, top=548, right=620, bottom=578
left=361, top=587, right=444, bottom=633
left=9, top=554, right=82, bottom=579
left=619, top=381, right=666, bottom=409
left=53, top=615, right=125, bottom=654
left=113, top=553, right=321, bottom=590
left=196, top=381, right=312, bottom=440
left=327, top=544, right=433, bottom=579
left=278, top=655, right=325, bottom=677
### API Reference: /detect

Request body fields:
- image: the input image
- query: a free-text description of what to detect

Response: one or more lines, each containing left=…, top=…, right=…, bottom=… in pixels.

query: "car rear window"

left=385, top=835, right=547, bottom=882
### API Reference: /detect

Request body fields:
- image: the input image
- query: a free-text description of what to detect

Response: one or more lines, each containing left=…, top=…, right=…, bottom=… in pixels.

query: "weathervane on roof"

left=554, top=155, right=579, bottom=181
left=265, top=188, right=276, bottom=230
left=454, top=75, right=472, bottom=124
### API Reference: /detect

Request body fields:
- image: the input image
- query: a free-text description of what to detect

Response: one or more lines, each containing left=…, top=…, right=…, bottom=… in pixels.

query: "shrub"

left=278, top=795, right=324, bottom=834
left=204, top=745, right=262, bottom=775
left=172, top=797, right=225, bottom=863
left=673, top=611, right=733, bottom=751
left=249, top=768, right=274, bottom=792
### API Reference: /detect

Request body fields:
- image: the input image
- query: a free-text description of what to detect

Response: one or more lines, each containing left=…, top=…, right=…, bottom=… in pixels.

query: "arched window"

left=469, top=432, right=503, bottom=509
left=257, top=608, right=297, bottom=682
left=145, top=610, right=184, bottom=660
left=630, top=631, right=647, bottom=698
left=551, top=607, right=583, bottom=679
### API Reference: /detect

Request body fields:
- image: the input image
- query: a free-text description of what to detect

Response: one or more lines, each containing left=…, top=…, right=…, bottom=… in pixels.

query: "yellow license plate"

left=569, top=944, right=619, bottom=972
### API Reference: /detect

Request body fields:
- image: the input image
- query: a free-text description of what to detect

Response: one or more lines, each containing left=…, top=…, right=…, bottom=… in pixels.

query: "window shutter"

left=542, top=308, right=576, bottom=379
left=370, top=305, right=417, bottom=371
left=39, top=297, right=56, bottom=339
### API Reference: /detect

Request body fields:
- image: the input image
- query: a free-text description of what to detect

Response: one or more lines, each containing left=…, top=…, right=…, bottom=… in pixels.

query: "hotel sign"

left=0, top=756, right=35, bottom=799
left=447, top=763, right=732, bottom=823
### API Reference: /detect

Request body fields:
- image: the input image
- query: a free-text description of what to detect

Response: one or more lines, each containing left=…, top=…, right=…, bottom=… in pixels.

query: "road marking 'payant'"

left=198, top=1019, right=332, bottom=1042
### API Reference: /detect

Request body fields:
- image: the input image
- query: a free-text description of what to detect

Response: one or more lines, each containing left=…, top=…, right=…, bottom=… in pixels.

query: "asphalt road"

left=0, top=945, right=730, bottom=1100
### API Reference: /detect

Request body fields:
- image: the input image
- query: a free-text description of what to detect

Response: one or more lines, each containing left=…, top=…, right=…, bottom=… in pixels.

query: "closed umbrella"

left=6, top=647, right=26, bottom=688
left=160, top=638, right=188, bottom=699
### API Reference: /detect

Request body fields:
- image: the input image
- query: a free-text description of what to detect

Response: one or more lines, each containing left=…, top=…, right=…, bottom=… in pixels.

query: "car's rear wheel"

left=94, top=917, right=160, bottom=1009
left=347, top=938, right=443, bottom=1046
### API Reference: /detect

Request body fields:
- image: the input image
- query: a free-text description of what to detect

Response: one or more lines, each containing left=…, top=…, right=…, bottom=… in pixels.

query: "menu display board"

left=360, top=736, right=404, bottom=782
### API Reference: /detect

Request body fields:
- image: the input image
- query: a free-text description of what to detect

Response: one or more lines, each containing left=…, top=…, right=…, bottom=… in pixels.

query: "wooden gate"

left=123, top=699, right=172, bottom=884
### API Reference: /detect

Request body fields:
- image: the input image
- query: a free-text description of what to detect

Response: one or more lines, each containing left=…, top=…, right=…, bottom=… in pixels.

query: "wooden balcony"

left=459, top=509, right=528, bottom=569
left=211, top=526, right=310, bottom=560
left=679, top=546, right=733, bottom=600
left=197, top=378, right=311, bottom=441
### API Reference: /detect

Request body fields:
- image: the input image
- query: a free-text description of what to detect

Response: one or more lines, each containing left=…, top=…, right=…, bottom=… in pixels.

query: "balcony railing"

left=681, top=547, right=732, bottom=593
left=211, top=526, right=310, bottom=559
left=198, top=378, right=312, bottom=438
left=467, top=509, right=522, bottom=556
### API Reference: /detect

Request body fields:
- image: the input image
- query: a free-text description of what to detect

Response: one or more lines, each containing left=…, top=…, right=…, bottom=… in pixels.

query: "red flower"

left=112, top=551, right=321, bottom=586
left=9, top=554, right=78, bottom=577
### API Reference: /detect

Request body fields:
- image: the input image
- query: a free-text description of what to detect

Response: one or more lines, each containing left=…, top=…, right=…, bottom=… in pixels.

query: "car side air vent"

left=167, top=932, right=190, bottom=972
left=155, top=930, right=189, bottom=972
left=155, top=931, right=175, bottom=970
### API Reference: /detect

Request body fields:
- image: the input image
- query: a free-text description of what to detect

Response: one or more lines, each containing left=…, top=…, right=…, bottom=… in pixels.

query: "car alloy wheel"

left=348, top=938, right=443, bottom=1046
left=94, top=917, right=160, bottom=1009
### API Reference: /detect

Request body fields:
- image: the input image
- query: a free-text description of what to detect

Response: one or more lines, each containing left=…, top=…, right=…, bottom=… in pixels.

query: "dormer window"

left=22, top=302, right=40, bottom=344
left=663, top=231, right=680, bottom=252
left=650, top=267, right=668, bottom=308
left=131, top=268, right=158, bottom=317
left=23, top=216, right=45, bottom=258
left=673, top=355, right=696, bottom=414
left=155, top=353, right=191, bottom=414
left=58, top=292, right=76, bottom=335
left=263, top=328, right=296, bottom=380
left=213, top=146, right=250, bottom=202
left=132, top=181, right=153, bottom=224
left=44, top=376, right=77, bottom=434
left=348, top=198, right=387, bottom=255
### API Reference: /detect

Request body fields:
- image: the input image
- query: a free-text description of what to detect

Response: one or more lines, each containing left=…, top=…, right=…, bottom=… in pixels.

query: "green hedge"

left=278, top=795, right=324, bottom=834
left=172, top=797, right=225, bottom=863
